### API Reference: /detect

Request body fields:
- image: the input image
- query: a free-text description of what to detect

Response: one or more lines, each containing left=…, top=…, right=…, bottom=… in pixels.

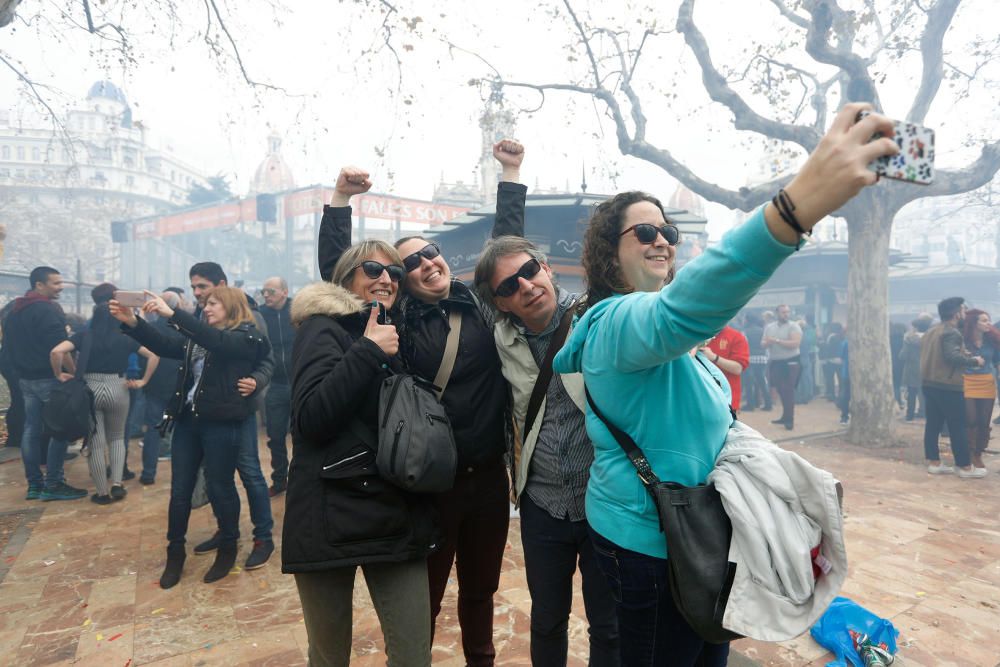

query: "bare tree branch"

left=594, top=27, right=648, bottom=141
left=628, top=139, right=793, bottom=211
left=907, top=0, right=961, bottom=124
left=767, top=0, right=809, bottom=28
left=863, top=0, right=917, bottom=64
left=562, top=0, right=603, bottom=90
left=914, top=140, right=1000, bottom=199
left=677, top=0, right=820, bottom=151
left=0, top=50, right=74, bottom=146
left=802, top=0, right=882, bottom=108
left=0, top=0, right=23, bottom=29
left=203, top=0, right=291, bottom=94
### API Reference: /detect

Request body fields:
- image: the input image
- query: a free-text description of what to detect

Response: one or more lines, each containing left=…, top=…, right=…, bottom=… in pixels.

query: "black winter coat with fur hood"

left=281, top=281, right=439, bottom=573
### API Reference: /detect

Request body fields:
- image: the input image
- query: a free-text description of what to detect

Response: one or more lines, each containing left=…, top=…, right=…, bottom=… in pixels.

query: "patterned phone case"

left=862, top=113, right=935, bottom=185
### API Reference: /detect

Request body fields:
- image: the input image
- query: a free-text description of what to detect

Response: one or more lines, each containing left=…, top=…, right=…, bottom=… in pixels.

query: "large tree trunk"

left=844, top=195, right=897, bottom=445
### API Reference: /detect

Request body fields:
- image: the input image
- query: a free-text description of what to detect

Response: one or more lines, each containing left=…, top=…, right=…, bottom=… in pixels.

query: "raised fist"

left=334, top=167, right=372, bottom=198
left=493, top=139, right=525, bottom=169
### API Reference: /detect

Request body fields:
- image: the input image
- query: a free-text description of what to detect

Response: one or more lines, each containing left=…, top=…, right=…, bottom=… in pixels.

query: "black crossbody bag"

left=584, top=354, right=743, bottom=644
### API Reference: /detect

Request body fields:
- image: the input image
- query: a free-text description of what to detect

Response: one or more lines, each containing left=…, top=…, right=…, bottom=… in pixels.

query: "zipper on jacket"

left=381, top=377, right=404, bottom=429
left=277, top=308, right=290, bottom=381
left=425, top=412, right=448, bottom=426
left=323, top=450, right=368, bottom=471
left=389, top=420, right=404, bottom=474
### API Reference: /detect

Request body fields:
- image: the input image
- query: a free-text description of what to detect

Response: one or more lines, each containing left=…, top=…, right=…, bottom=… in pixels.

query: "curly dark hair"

left=580, top=191, right=673, bottom=313
left=963, top=308, right=1000, bottom=351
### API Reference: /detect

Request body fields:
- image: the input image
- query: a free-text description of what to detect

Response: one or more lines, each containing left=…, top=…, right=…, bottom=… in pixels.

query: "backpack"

left=351, top=309, right=461, bottom=493
left=374, top=373, right=457, bottom=493
left=43, top=330, right=96, bottom=442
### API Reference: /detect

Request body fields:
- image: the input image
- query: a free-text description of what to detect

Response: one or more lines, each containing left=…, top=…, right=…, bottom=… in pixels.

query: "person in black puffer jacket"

left=111, top=286, right=271, bottom=589
left=284, top=240, right=437, bottom=667
left=318, top=150, right=525, bottom=666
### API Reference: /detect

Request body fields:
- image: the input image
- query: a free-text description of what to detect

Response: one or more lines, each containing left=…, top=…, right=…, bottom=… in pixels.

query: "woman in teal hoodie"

left=552, top=104, right=899, bottom=666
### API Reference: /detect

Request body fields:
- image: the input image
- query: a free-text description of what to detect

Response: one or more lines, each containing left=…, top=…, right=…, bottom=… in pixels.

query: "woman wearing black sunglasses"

left=317, top=141, right=526, bottom=665
left=283, top=239, right=438, bottom=666
left=551, top=104, right=900, bottom=666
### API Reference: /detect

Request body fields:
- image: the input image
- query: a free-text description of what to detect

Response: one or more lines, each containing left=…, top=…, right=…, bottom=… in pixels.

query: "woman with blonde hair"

left=283, top=239, right=438, bottom=666
left=110, top=286, right=271, bottom=588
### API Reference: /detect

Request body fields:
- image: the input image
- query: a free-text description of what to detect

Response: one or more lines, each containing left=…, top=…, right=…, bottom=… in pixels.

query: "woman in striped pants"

left=50, top=284, right=159, bottom=504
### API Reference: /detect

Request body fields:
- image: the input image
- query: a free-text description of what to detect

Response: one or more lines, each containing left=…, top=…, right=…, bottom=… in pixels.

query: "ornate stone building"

left=0, top=80, right=207, bottom=294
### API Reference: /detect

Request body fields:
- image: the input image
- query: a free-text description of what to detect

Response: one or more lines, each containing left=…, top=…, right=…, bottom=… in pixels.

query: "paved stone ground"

left=0, top=398, right=997, bottom=666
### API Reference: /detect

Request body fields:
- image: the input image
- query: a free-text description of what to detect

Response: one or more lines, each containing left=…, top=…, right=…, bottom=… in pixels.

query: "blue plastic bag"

left=810, top=596, right=899, bottom=667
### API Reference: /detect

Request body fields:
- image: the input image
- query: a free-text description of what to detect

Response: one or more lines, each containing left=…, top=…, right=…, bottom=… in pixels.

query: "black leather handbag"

left=584, top=357, right=743, bottom=644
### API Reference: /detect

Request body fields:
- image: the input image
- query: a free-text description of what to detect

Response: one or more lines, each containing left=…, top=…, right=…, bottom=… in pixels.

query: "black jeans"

left=264, top=382, right=291, bottom=487
left=922, top=386, right=971, bottom=468
left=768, top=358, right=801, bottom=425
left=427, top=462, right=510, bottom=667
left=519, top=493, right=619, bottom=666
left=589, top=528, right=729, bottom=667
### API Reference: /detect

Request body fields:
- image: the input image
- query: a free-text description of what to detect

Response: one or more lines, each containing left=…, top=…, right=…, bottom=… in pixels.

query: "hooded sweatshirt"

left=552, top=207, right=797, bottom=558
left=3, top=291, right=68, bottom=380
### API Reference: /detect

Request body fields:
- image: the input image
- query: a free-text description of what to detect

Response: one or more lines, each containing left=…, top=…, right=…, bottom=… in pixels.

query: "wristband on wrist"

left=772, top=188, right=809, bottom=239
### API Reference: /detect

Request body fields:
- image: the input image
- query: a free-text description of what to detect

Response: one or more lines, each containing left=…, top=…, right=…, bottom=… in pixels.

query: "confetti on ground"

left=83, top=619, right=91, bottom=627
left=916, top=591, right=926, bottom=597
left=42, top=560, right=55, bottom=566
left=96, top=634, right=104, bottom=641
left=151, top=608, right=165, bottom=615
left=108, top=633, right=123, bottom=642
left=230, top=566, right=241, bottom=573
left=4, top=556, right=14, bottom=564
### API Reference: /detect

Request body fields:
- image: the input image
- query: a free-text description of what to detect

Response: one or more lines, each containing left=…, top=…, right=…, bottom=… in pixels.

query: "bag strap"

left=584, top=350, right=735, bottom=492
left=75, top=328, right=95, bottom=379
left=523, top=300, right=576, bottom=439
left=693, top=353, right=738, bottom=422
left=432, top=309, right=462, bottom=400
left=584, top=387, right=661, bottom=490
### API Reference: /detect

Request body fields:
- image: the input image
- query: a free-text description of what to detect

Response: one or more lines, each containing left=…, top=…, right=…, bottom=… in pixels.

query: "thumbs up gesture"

left=363, top=302, right=399, bottom=356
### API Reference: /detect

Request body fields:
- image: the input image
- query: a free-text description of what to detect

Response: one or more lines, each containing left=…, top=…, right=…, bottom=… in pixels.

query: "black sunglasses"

left=619, top=223, right=680, bottom=246
left=353, top=260, right=405, bottom=282
left=402, top=242, right=442, bottom=273
left=493, top=258, right=542, bottom=298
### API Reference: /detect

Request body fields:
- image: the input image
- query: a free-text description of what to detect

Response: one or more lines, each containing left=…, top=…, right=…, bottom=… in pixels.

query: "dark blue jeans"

left=140, top=393, right=168, bottom=482
left=168, top=411, right=252, bottom=548
left=520, top=493, right=619, bottom=666
left=237, top=414, right=274, bottom=542
left=263, top=382, right=291, bottom=487
left=19, top=377, right=70, bottom=489
left=588, top=527, right=730, bottom=667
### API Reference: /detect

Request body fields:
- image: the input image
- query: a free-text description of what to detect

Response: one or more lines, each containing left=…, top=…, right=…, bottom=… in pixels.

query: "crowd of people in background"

left=1, top=105, right=991, bottom=666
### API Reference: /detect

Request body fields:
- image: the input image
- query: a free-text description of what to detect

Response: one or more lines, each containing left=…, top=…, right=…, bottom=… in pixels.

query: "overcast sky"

left=2, top=0, right=997, bottom=238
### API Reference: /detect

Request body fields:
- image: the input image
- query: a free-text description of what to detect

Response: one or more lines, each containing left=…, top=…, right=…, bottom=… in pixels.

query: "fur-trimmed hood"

left=291, top=281, right=366, bottom=326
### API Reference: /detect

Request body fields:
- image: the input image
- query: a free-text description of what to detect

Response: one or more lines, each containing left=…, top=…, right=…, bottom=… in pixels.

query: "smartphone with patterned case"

left=858, top=110, right=935, bottom=185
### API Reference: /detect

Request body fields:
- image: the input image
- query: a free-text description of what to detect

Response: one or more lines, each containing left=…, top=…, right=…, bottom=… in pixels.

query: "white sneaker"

left=927, top=463, right=955, bottom=474
left=957, top=467, right=988, bottom=479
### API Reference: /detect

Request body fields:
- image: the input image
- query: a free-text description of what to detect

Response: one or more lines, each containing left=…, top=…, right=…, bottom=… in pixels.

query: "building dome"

left=87, top=80, right=129, bottom=106
left=249, top=134, right=296, bottom=194
left=667, top=183, right=705, bottom=217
